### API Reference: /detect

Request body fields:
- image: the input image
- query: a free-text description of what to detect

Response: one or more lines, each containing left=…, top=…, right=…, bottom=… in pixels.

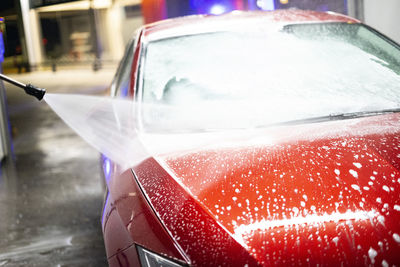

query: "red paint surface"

left=108, top=243, right=141, bottom=267
left=128, top=114, right=400, bottom=266
left=104, top=166, right=187, bottom=265
left=133, top=159, right=260, bottom=266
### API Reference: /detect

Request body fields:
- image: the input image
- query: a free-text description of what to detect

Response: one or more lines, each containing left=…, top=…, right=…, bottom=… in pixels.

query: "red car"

left=101, top=10, right=400, bottom=266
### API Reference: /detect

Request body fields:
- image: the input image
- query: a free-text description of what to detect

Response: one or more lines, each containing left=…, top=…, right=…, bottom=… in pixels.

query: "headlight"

left=137, top=245, right=187, bottom=267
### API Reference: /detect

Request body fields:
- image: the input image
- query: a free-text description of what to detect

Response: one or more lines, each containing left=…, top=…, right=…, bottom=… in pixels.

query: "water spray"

left=0, top=73, right=46, bottom=101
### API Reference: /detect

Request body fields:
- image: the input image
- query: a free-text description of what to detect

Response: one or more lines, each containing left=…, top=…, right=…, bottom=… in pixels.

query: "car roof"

left=141, top=9, right=360, bottom=41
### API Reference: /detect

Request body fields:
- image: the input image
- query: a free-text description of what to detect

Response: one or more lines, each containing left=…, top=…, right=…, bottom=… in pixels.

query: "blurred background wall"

left=363, top=0, right=400, bottom=45
left=0, top=0, right=398, bottom=73
left=0, top=0, right=143, bottom=72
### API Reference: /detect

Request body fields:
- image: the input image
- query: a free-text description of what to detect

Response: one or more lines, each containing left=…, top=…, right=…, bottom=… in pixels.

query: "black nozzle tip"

left=24, top=84, right=46, bottom=101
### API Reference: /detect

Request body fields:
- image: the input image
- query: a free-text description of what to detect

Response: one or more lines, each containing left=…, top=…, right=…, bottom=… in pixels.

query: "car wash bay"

left=0, top=69, right=114, bottom=266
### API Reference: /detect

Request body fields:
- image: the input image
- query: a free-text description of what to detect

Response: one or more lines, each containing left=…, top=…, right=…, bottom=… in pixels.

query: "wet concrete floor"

left=0, top=68, right=116, bottom=266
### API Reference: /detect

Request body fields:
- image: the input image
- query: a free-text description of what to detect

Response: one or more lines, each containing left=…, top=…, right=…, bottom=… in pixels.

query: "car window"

left=140, top=23, right=400, bottom=132
left=284, top=23, right=400, bottom=74
left=112, top=39, right=135, bottom=98
left=355, top=26, right=400, bottom=72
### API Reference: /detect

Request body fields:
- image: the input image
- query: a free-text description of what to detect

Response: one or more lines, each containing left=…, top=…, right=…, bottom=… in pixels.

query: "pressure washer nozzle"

left=0, top=73, right=46, bottom=101
left=24, top=84, right=46, bottom=101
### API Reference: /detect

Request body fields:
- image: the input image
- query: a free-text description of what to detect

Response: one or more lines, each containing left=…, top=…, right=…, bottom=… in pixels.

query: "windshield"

left=141, top=22, right=400, bottom=132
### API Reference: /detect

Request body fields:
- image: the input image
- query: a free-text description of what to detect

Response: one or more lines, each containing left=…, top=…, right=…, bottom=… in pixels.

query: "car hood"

left=158, top=113, right=400, bottom=265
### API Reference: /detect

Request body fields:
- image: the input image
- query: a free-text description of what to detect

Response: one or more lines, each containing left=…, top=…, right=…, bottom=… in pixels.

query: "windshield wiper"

left=262, top=108, right=400, bottom=128
left=327, top=108, right=400, bottom=120
left=146, top=108, right=400, bottom=133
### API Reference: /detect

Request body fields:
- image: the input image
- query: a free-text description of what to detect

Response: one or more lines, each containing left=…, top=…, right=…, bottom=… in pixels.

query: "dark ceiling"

left=0, top=0, right=16, bottom=12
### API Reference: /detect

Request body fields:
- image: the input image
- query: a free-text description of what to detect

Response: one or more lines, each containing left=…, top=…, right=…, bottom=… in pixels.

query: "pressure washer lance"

left=0, top=73, right=46, bottom=101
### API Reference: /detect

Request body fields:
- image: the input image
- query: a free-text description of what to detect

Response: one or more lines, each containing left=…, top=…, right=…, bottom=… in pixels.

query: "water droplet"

left=351, top=184, right=360, bottom=191
left=349, top=169, right=358, bottom=178
left=368, top=247, right=378, bottom=264
left=353, top=162, right=362, bottom=168
left=292, top=207, right=299, bottom=216
left=393, top=233, right=400, bottom=243
left=382, top=185, right=390, bottom=192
